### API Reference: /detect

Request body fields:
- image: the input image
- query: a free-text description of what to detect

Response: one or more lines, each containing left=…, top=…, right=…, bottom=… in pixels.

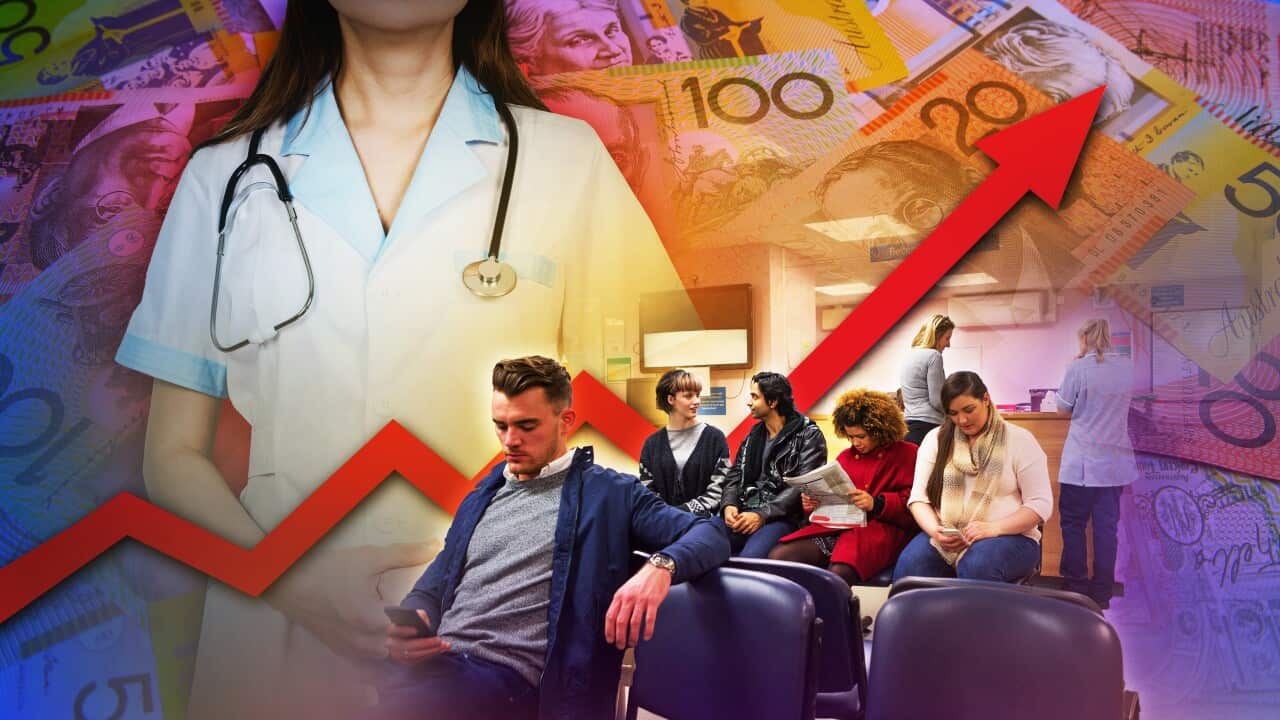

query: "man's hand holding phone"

left=383, top=606, right=451, bottom=666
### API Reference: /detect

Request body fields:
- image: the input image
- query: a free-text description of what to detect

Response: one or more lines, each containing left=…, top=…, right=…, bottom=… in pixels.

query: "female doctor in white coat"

left=116, top=2, right=690, bottom=718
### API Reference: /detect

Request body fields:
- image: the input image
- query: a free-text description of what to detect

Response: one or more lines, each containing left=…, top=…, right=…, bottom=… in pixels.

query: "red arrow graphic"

left=727, top=85, right=1106, bottom=447
left=0, top=87, right=1104, bottom=624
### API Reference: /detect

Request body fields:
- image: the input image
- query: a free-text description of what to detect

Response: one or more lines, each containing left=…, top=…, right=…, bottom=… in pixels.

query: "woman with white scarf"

left=893, top=372, right=1054, bottom=582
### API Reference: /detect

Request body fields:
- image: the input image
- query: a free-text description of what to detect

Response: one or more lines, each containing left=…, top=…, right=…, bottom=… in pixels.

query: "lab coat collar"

left=278, top=67, right=504, bottom=264
left=280, top=66, right=501, bottom=154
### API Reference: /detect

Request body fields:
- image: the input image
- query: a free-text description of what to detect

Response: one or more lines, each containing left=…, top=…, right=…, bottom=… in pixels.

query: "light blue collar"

left=278, top=66, right=504, bottom=264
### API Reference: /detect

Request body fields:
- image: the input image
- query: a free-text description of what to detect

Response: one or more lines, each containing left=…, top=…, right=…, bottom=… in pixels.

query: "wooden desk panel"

left=1004, top=413, right=1073, bottom=578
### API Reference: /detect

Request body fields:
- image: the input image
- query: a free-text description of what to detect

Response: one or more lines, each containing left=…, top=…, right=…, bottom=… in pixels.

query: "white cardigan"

left=908, top=423, right=1054, bottom=542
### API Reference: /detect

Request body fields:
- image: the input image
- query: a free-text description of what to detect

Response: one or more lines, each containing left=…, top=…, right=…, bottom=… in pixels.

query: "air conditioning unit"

left=947, top=291, right=1051, bottom=328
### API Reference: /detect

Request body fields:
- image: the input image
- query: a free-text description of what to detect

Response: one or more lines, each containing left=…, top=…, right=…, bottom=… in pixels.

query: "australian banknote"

left=1108, top=452, right=1280, bottom=719
left=0, top=0, right=266, bottom=99
left=1062, top=0, right=1280, bottom=151
left=1130, top=329, right=1280, bottom=481
left=0, top=86, right=251, bottom=299
left=507, top=0, right=907, bottom=91
left=858, top=0, right=1279, bottom=387
left=712, top=47, right=1191, bottom=299
left=531, top=49, right=864, bottom=259
left=0, top=86, right=244, bottom=716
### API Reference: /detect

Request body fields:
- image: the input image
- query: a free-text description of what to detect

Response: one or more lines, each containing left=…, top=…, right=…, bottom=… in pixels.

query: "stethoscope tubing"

left=209, top=95, right=520, bottom=352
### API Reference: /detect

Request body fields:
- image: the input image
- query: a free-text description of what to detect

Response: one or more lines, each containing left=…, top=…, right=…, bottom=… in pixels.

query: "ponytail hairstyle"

left=911, top=314, right=955, bottom=350
left=199, top=1, right=544, bottom=150
left=925, top=371, right=991, bottom=507
left=1077, top=318, right=1113, bottom=363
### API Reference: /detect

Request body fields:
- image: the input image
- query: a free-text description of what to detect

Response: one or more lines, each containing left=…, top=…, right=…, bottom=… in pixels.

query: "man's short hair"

left=752, top=371, right=796, bottom=416
left=655, top=369, right=702, bottom=413
left=492, top=356, right=573, bottom=408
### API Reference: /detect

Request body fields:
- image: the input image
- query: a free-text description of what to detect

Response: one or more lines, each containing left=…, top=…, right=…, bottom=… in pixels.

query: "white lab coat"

left=117, top=69, right=690, bottom=718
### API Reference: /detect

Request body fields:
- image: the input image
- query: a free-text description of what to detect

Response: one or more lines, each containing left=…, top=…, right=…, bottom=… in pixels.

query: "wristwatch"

left=647, top=553, right=677, bottom=576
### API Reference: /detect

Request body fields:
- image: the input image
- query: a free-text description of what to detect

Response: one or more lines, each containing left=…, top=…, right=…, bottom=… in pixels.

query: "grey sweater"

left=900, top=347, right=945, bottom=424
left=436, top=465, right=568, bottom=686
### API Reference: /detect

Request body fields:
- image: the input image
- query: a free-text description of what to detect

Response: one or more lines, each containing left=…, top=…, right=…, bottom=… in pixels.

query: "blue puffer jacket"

left=402, top=447, right=730, bottom=719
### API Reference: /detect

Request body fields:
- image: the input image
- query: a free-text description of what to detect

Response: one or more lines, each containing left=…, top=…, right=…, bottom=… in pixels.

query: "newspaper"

left=783, top=460, right=867, bottom=529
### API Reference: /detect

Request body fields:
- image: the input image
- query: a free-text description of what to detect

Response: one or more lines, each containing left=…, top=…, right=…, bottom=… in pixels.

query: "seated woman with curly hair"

left=768, top=389, right=919, bottom=584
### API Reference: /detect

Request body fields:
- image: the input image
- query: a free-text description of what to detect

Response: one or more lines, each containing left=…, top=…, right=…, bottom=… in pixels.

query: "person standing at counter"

left=639, top=369, right=730, bottom=516
left=900, top=314, right=955, bottom=445
left=895, top=372, right=1053, bottom=583
left=1056, top=319, right=1135, bottom=609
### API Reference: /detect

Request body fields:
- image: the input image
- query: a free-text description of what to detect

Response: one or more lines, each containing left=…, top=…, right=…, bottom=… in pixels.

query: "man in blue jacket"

left=368, top=355, right=730, bottom=720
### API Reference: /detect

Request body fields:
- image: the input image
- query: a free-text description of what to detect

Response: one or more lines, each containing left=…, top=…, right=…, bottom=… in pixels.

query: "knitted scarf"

left=931, top=410, right=1007, bottom=566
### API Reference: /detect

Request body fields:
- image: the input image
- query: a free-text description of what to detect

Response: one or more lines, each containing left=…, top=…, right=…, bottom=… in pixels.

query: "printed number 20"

left=682, top=72, right=835, bottom=128
left=0, top=0, right=52, bottom=69
left=919, top=81, right=1028, bottom=156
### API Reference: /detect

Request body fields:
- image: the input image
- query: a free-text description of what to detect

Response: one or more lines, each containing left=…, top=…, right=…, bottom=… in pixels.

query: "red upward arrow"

left=0, top=87, right=1104, bottom=624
left=727, top=85, right=1106, bottom=447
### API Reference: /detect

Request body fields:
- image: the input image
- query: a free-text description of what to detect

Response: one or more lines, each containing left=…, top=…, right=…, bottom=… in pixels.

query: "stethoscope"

left=210, top=99, right=521, bottom=353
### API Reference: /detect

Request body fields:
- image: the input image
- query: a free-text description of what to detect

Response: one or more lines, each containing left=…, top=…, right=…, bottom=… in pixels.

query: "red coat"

left=779, top=440, right=919, bottom=579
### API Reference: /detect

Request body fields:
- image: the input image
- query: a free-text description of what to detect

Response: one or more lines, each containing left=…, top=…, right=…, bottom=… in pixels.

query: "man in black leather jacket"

left=715, top=372, right=828, bottom=557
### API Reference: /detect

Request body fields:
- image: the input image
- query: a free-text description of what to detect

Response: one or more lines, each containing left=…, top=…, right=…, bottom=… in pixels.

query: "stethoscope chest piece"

left=462, top=257, right=518, bottom=298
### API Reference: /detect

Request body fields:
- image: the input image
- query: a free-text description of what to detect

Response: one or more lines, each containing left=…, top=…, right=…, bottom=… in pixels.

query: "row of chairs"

left=624, top=554, right=1139, bottom=720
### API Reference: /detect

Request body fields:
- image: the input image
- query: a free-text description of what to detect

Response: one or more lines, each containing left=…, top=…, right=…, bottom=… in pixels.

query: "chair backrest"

left=867, top=586, right=1124, bottom=720
left=889, top=576, right=1103, bottom=615
left=726, top=558, right=864, bottom=696
left=629, top=566, right=820, bottom=720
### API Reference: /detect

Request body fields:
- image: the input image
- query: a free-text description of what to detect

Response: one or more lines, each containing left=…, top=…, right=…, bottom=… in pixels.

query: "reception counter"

left=1003, top=412, right=1071, bottom=578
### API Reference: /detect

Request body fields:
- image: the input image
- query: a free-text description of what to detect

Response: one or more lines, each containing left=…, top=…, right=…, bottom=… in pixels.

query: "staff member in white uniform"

left=1056, top=318, right=1135, bottom=609
left=115, top=2, right=692, bottom=718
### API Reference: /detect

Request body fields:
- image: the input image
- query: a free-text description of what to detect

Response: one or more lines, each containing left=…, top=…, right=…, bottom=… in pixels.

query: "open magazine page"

left=783, top=460, right=867, bottom=529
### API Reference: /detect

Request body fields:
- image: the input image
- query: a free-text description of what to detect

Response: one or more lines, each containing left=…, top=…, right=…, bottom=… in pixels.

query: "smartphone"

left=383, top=605, right=435, bottom=638
left=940, top=527, right=962, bottom=536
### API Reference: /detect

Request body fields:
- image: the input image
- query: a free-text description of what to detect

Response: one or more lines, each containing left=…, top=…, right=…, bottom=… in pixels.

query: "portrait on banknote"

left=973, top=10, right=1169, bottom=140
left=507, top=0, right=637, bottom=74
left=24, top=99, right=241, bottom=271
left=643, top=28, right=693, bottom=63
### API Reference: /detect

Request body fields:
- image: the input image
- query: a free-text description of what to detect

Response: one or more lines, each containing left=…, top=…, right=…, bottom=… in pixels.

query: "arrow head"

left=975, top=85, right=1106, bottom=209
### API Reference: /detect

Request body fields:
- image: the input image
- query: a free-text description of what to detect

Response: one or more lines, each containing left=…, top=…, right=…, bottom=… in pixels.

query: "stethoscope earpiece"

left=462, top=257, right=518, bottom=298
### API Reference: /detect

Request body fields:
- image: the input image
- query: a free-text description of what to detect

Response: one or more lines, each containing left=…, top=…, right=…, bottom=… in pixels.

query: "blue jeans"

left=892, top=530, right=1041, bottom=583
left=717, top=517, right=797, bottom=558
left=366, top=652, right=537, bottom=720
left=1059, top=484, right=1124, bottom=603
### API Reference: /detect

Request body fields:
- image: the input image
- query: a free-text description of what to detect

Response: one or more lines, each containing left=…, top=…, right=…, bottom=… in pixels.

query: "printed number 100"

left=682, top=72, right=835, bottom=127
